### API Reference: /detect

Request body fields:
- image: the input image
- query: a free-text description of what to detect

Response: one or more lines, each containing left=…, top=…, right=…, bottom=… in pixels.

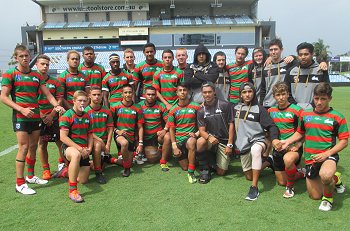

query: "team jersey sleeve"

left=58, top=74, right=66, bottom=92
left=83, top=72, right=90, bottom=88
left=167, top=108, right=175, bottom=128
left=296, top=112, right=306, bottom=134
left=136, top=106, right=144, bottom=124
left=197, top=108, right=206, bottom=128
left=132, top=66, right=140, bottom=83
left=1, top=70, right=14, bottom=89
left=59, top=112, right=71, bottom=130
left=336, top=115, right=349, bottom=140
left=102, top=75, right=109, bottom=92
left=106, top=110, right=114, bottom=127
left=259, top=105, right=279, bottom=140
left=152, top=72, right=160, bottom=91
left=55, top=80, right=64, bottom=99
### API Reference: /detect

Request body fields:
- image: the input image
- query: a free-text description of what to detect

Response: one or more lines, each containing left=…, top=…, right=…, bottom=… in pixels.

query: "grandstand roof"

left=34, top=0, right=257, bottom=6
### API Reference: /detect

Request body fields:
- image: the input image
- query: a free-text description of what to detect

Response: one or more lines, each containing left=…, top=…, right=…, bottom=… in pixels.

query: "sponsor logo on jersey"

left=324, top=119, right=333, bottom=125
left=109, top=78, right=114, bottom=83
left=15, top=75, right=22, bottom=81
left=67, top=77, right=72, bottom=82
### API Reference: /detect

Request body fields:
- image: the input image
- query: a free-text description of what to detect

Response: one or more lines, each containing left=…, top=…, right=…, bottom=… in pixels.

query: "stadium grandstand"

left=22, top=0, right=275, bottom=74
left=20, top=0, right=350, bottom=85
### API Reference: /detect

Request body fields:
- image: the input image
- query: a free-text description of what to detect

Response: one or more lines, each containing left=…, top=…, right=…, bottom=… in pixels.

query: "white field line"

left=0, top=144, right=18, bottom=157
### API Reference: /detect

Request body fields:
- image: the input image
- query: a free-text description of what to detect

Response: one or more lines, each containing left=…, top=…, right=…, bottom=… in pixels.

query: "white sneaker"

left=134, top=155, right=144, bottom=165
left=140, top=153, right=148, bottom=162
left=283, top=187, right=295, bottom=198
left=319, top=200, right=332, bottom=211
left=26, top=176, right=48, bottom=185
left=16, top=183, right=36, bottom=195
left=57, top=163, right=65, bottom=172
left=336, top=183, right=346, bottom=193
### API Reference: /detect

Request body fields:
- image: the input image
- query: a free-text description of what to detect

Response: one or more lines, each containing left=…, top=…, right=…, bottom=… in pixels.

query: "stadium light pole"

left=170, top=0, right=175, bottom=9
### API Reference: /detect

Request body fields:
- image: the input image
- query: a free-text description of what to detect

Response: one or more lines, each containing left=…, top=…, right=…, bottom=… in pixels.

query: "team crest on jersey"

left=67, top=77, right=72, bottom=82
left=306, top=116, right=312, bottom=122
left=32, top=77, right=39, bottom=82
left=131, top=110, right=136, bottom=115
left=80, top=78, right=85, bottom=81
left=280, top=68, right=286, bottom=72
left=15, top=75, right=21, bottom=81
left=109, top=78, right=114, bottom=83
left=84, top=119, right=89, bottom=123
left=215, top=109, right=222, bottom=113
left=143, top=67, right=149, bottom=72
left=324, top=119, right=333, bottom=125
left=312, top=76, right=319, bottom=81
left=285, top=113, right=293, bottom=118
left=248, top=114, right=254, bottom=119
left=188, top=109, right=195, bottom=113
left=15, top=123, right=20, bottom=129
left=48, top=84, right=55, bottom=89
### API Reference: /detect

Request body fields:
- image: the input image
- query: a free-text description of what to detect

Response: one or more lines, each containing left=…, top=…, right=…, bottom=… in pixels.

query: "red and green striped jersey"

left=168, top=101, right=200, bottom=143
left=85, top=105, right=113, bottom=143
left=1, top=68, right=45, bottom=122
left=78, top=63, right=106, bottom=88
left=226, top=60, right=252, bottom=104
left=132, top=60, right=163, bottom=95
left=297, top=108, right=349, bottom=164
left=138, top=100, right=168, bottom=141
left=58, top=70, right=90, bottom=107
left=152, top=67, right=184, bottom=105
left=59, top=109, right=92, bottom=147
left=268, top=104, right=302, bottom=140
left=111, top=101, right=144, bottom=143
left=102, top=70, right=131, bottom=107
left=38, top=76, right=63, bottom=119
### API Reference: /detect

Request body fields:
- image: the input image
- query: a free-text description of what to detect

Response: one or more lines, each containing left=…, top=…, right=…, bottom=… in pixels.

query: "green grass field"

left=0, top=87, right=349, bottom=231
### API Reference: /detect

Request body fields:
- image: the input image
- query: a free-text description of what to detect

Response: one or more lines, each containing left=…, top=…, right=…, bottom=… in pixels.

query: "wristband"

left=138, top=141, right=143, bottom=146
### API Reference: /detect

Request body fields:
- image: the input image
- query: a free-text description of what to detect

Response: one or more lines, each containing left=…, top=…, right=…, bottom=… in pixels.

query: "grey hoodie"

left=233, top=82, right=279, bottom=154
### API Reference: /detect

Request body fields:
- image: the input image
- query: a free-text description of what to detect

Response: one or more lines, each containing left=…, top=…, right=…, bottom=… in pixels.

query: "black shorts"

left=114, top=131, right=135, bottom=152
left=13, top=121, right=41, bottom=134
left=272, top=148, right=303, bottom=171
left=40, top=120, right=60, bottom=142
left=175, top=137, right=190, bottom=161
left=61, top=144, right=90, bottom=167
left=305, top=154, right=339, bottom=179
left=144, top=136, right=159, bottom=147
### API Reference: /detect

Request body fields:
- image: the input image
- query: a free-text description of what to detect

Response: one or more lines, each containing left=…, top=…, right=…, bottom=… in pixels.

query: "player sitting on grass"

left=111, top=84, right=144, bottom=177
left=268, top=82, right=305, bottom=198
left=168, top=82, right=201, bottom=183
left=85, top=86, right=113, bottom=184
left=59, top=90, right=93, bottom=203
left=280, top=83, right=348, bottom=211
left=233, top=82, right=280, bottom=201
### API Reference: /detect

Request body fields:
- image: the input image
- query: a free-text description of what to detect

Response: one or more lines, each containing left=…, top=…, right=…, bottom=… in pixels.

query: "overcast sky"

left=0, top=0, right=349, bottom=70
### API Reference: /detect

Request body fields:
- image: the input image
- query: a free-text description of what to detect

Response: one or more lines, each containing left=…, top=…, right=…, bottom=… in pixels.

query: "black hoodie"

left=232, top=82, right=279, bottom=154
left=248, top=47, right=267, bottom=104
left=184, top=44, right=219, bottom=89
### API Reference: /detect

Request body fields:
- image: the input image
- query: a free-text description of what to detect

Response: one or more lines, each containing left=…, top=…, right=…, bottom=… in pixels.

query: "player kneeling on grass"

left=138, top=86, right=171, bottom=171
left=268, top=82, right=305, bottom=198
left=280, top=83, right=348, bottom=211
left=196, top=82, right=235, bottom=183
left=85, top=86, right=113, bottom=184
left=111, top=84, right=144, bottom=177
left=59, top=90, right=93, bottom=203
left=233, top=82, right=280, bottom=201
left=168, top=83, right=201, bottom=183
